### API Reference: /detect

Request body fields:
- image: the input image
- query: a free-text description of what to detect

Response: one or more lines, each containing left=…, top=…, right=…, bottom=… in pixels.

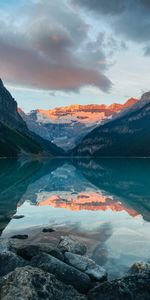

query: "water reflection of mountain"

left=0, top=159, right=63, bottom=233
left=73, top=158, right=150, bottom=222
left=1, top=158, right=150, bottom=233
left=20, top=161, right=139, bottom=218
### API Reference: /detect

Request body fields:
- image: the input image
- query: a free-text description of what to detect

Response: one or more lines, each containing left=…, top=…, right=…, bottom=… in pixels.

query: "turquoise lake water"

left=0, top=158, right=150, bottom=278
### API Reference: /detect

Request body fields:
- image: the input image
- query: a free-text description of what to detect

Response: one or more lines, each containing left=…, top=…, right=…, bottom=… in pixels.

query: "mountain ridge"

left=72, top=92, right=150, bottom=157
left=19, top=97, right=138, bottom=151
left=0, top=79, right=64, bottom=158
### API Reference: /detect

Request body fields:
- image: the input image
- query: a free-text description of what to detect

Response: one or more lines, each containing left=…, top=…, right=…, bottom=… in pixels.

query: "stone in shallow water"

left=12, top=215, right=24, bottom=219
left=11, top=234, right=28, bottom=240
left=88, top=269, right=150, bottom=300
left=65, top=252, right=107, bottom=282
left=0, top=266, right=87, bottom=300
left=0, top=251, right=26, bottom=276
left=58, top=236, right=87, bottom=255
left=42, top=227, right=55, bottom=233
left=31, top=253, right=91, bottom=293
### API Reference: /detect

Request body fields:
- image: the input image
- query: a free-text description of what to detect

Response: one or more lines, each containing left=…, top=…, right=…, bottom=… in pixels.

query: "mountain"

left=19, top=98, right=138, bottom=151
left=0, top=79, right=63, bottom=157
left=72, top=92, right=150, bottom=157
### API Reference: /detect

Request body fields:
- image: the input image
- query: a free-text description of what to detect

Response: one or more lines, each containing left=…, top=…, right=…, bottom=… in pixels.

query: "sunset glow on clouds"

left=0, top=0, right=150, bottom=110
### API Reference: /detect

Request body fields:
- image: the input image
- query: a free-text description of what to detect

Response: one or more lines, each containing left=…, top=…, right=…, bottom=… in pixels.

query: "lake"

left=0, top=158, right=150, bottom=279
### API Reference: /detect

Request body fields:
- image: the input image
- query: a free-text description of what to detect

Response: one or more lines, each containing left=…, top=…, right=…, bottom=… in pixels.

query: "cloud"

left=74, top=0, right=150, bottom=46
left=0, top=0, right=112, bottom=92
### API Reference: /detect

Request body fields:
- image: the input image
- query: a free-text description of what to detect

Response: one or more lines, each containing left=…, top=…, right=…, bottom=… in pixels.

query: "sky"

left=0, top=0, right=150, bottom=112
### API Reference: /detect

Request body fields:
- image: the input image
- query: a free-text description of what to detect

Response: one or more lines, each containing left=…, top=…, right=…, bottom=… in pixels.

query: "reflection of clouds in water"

left=91, top=223, right=113, bottom=266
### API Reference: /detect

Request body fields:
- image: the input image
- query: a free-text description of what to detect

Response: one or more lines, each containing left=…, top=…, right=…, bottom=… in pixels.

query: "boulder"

left=88, top=269, right=150, bottom=300
left=31, top=253, right=91, bottom=293
left=65, top=252, right=107, bottom=282
left=0, top=251, right=26, bottom=276
left=13, top=245, right=42, bottom=261
left=58, top=236, right=87, bottom=255
left=0, top=266, right=87, bottom=300
left=128, top=262, right=150, bottom=275
left=12, top=243, right=64, bottom=261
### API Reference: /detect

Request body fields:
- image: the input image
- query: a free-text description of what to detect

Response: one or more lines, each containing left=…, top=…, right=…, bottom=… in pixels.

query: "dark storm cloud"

left=0, top=0, right=113, bottom=92
left=74, top=0, right=150, bottom=47
left=73, top=0, right=126, bottom=15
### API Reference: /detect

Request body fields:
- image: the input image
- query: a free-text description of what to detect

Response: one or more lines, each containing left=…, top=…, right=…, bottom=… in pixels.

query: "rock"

left=65, top=252, right=107, bottom=282
left=31, top=253, right=91, bottom=293
left=12, top=244, right=64, bottom=261
left=0, top=266, right=87, bottom=300
left=128, top=262, right=150, bottom=275
left=48, top=247, right=64, bottom=261
left=0, top=251, right=26, bottom=276
left=42, top=227, right=55, bottom=233
left=12, top=215, right=24, bottom=219
left=0, top=238, right=10, bottom=253
left=88, top=270, right=150, bottom=300
left=11, top=234, right=28, bottom=240
left=58, top=236, right=87, bottom=255
left=14, top=245, right=42, bottom=261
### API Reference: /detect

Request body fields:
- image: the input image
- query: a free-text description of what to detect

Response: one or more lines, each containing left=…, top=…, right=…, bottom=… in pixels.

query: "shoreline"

left=0, top=231, right=150, bottom=299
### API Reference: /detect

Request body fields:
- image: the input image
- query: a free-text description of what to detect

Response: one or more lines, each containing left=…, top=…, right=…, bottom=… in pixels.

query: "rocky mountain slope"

left=0, top=79, right=63, bottom=157
left=72, top=92, right=150, bottom=157
left=19, top=98, right=137, bottom=151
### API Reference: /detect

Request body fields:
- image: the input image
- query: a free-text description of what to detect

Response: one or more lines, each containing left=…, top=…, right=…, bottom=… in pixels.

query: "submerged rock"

left=65, top=252, right=107, bottom=282
left=0, top=266, right=87, bottom=300
left=0, top=251, right=26, bottom=277
left=88, top=269, right=150, bottom=300
left=31, top=253, right=91, bottom=293
left=11, top=234, right=28, bottom=240
left=12, top=215, right=24, bottom=219
left=42, top=228, right=55, bottom=233
left=58, top=236, right=87, bottom=255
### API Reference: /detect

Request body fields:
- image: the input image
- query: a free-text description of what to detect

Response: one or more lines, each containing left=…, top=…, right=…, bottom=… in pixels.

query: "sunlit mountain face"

left=31, top=98, right=138, bottom=125
left=19, top=98, right=138, bottom=150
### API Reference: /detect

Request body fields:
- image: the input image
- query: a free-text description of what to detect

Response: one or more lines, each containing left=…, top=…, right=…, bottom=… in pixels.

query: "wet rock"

left=58, top=236, right=87, bottom=255
left=42, top=227, right=55, bottom=233
left=128, top=261, right=150, bottom=275
left=0, top=238, right=10, bottom=253
left=12, top=215, right=24, bottom=219
left=13, top=244, right=64, bottom=261
left=0, top=266, right=87, bottom=300
left=0, top=251, right=26, bottom=276
left=31, top=253, right=91, bottom=293
left=65, top=252, right=107, bottom=282
left=88, top=270, right=150, bottom=300
left=11, top=234, right=28, bottom=240
left=14, top=245, right=42, bottom=261
left=48, top=247, right=64, bottom=261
